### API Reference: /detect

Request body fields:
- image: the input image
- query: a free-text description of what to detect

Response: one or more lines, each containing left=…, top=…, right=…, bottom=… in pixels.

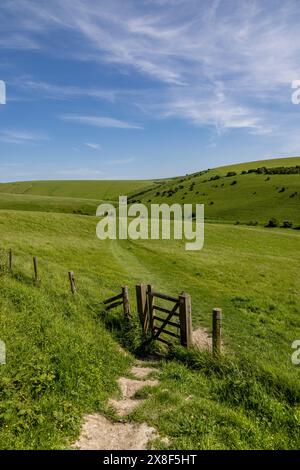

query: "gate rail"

left=136, top=284, right=192, bottom=348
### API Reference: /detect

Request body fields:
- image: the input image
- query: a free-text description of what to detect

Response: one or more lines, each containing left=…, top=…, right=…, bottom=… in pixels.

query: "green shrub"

left=282, top=221, right=293, bottom=228
left=266, top=218, right=279, bottom=228
left=0, top=249, right=9, bottom=277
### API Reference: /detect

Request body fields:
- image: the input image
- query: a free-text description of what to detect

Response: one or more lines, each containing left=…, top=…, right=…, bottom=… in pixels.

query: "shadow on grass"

left=87, top=300, right=159, bottom=358
left=10, top=270, right=40, bottom=287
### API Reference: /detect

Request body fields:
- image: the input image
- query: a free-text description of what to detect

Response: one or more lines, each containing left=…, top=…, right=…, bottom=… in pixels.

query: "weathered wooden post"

left=33, top=256, right=39, bottom=283
left=179, top=292, right=193, bottom=348
left=68, top=271, right=76, bottom=294
left=147, top=284, right=154, bottom=335
left=9, top=249, right=12, bottom=270
left=136, top=283, right=149, bottom=333
left=212, top=308, right=222, bottom=356
left=122, top=285, right=131, bottom=318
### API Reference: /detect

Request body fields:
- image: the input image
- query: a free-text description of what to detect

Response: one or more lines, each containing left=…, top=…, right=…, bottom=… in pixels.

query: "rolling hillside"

left=0, top=179, right=154, bottom=201
left=0, top=193, right=101, bottom=215
left=1, top=157, right=299, bottom=224
left=1, top=210, right=299, bottom=449
left=1, top=157, right=300, bottom=449
left=130, top=156, right=300, bottom=226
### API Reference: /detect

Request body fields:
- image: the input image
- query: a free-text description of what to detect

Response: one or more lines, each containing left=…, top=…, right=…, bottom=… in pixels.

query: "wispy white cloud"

left=60, top=114, right=142, bottom=129
left=0, top=34, right=39, bottom=50
left=15, top=78, right=117, bottom=102
left=0, top=130, right=48, bottom=144
left=85, top=142, right=102, bottom=150
left=2, top=0, right=300, bottom=137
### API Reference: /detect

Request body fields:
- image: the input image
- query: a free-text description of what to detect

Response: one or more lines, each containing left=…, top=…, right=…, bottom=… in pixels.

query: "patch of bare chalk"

left=72, top=414, right=156, bottom=450
left=73, top=363, right=161, bottom=450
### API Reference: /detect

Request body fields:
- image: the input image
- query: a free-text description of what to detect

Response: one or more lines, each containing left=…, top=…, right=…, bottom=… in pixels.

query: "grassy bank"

left=0, top=209, right=299, bottom=448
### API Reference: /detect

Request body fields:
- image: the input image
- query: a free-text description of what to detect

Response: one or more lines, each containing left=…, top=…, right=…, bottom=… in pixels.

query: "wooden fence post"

left=68, top=271, right=76, bottom=294
left=136, top=283, right=149, bottom=333
left=147, top=284, right=154, bottom=335
left=212, top=308, right=222, bottom=356
left=9, top=249, right=12, bottom=270
left=33, top=256, right=39, bottom=283
left=122, top=285, right=131, bottom=318
left=179, top=292, right=193, bottom=348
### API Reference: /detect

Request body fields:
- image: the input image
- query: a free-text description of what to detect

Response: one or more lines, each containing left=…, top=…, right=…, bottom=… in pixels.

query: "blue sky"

left=0, top=0, right=300, bottom=181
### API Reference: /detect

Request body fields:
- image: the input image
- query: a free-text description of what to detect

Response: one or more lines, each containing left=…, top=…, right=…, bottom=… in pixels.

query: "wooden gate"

left=136, top=284, right=192, bottom=348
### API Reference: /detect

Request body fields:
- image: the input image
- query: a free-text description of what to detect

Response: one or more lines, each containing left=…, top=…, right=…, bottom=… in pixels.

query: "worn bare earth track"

left=72, top=362, right=160, bottom=450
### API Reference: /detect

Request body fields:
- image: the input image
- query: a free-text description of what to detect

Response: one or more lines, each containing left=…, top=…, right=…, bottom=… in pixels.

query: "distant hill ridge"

left=0, top=156, right=300, bottom=224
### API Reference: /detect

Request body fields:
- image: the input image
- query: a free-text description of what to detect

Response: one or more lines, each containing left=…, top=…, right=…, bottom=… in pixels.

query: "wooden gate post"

left=9, top=249, right=12, bottom=270
left=122, top=285, right=131, bottom=318
left=147, top=284, right=154, bottom=335
left=212, top=308, right=222, bottom=356
left=33, top=256, right=39, bottom=283
left=136, top=283, right=149, bottom=333
left=179, top=292, right=193, bottom=348
left=68, top=271, right=76, bottom=294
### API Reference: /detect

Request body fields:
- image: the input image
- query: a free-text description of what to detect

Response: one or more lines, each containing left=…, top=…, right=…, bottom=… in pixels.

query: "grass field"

left=0, top=179, right=156, bottom=215
left=0, top=193, right=101, bottom=215
left=0, top=207, right=299, bottom=449
left=1, top=157, right=300, bottom=224
left=0, top=179, right=154, bottom=200
left=133, top=156, right=300, bottom=226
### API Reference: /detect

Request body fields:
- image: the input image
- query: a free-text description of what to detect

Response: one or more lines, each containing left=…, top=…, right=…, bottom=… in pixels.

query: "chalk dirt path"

left=72, top=362, right=160, bottom=450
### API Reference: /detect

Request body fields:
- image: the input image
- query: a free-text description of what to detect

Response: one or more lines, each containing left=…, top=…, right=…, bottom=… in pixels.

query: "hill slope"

left=1, top=156, right=300, bottom=223
left=0, top=179, right=154, bottom=201
left=130, top=156, right=300, bottom=226
left=0, top=210, right=299, bottom=449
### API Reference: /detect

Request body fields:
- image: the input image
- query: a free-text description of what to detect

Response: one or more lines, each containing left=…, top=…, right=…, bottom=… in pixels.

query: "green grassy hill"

left=1, top=156, right=300, bottom=449
left=0, top=179, right=154, bottom=200
left=0, top=179, right=156, bottom=215
left=0, top=193, right=101, bottom=215
left=0, top=210, right=299, bottom=449
left=131, top=156, right=300, bottom=226
left=1, top=157, right=300, bottom=224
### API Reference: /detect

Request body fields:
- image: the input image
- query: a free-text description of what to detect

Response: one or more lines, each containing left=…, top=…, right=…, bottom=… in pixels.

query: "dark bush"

left=230, top=180, right=237, bottom=186
left=266, top=218, right=279, bottom=228
left=282, top=221, right=293, bottom=228
left=256, top=167, right=267, bottom=174
left=226, top=171, right=237, bottom=177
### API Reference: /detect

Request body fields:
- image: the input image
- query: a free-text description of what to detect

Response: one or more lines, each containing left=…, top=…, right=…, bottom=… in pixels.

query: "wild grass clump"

left=0, top=249, right=9, bottom=277
left=164, top=345, right=300, bottom=448
left=99, top=307, right=158, bottom=357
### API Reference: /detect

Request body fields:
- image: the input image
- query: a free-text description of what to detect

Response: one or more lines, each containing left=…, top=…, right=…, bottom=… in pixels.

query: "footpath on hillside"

left=72, top=359, right=162, bottom=450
